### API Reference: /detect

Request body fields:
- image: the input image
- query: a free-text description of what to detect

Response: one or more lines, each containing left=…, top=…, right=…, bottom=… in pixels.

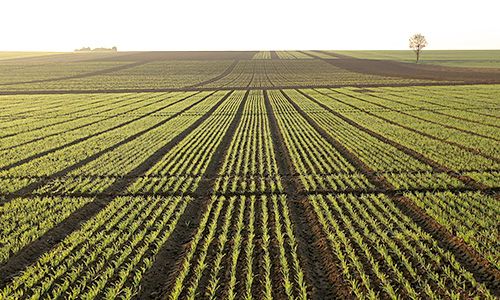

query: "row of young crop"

left=129, top=90, right=245, bottom=194
left=7, top=90, right=241, bottom=197
left=0, top=91, right=219, bottom=178
left=267, top=90, right=374, bottom=193
left=252, top=51, right=272, bottom=59
left=405, top=191, right=499, bottom=269
left=166, top=194, right=308, bottom=300
left=0, top=91, right=245, bottom=285
left=0, top=61, right=235, bottom=91
left=357, top=88, right=499, bottom=138
left=336, top=89, right=499, bottom=159
left=275, top=51, right=312, bottom=59
left=0, top=93, right=122, bottom=120
left=0, top=196, right=92, bottom=264
left=306, top=88, right=499, bottom=174
left=0, top=92, right=139, bottom=137
left=0, top=61, right=129, bottom=86
left=0, top=195, right=191, bottom=299
left=202, top=60, right=426, bottom=89
left=284, top=89, right=466, bottom=190
left=213, top=90, right=283, bottom=194
left=308, top=193, right=495, bottom=299
left=0, top=92, right=182, bottom=150
left=0, top=92, right=200, bottom=171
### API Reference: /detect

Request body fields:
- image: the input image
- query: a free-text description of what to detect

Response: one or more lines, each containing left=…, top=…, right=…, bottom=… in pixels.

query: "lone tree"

left=409, top=33, right=427, bottom=63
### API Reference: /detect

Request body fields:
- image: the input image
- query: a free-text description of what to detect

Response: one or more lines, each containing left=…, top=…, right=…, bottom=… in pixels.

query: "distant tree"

left=409, top=33, right=427, bottom=63
left=112, top=46, right=117, bottom=52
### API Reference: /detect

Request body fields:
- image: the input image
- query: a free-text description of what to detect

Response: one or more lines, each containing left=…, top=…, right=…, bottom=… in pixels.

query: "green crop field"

left=0, top=50, right=499, bottom=299
left=331, top=50, right=500, bottom=68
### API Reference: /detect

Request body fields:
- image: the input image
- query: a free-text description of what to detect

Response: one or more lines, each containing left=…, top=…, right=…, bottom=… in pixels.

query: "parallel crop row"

left=0, top=92, right=207, bottom=174
left=167, top=195, right=308, bottom=300
left=128, top=91, right=245, bottom=195
left=288, top=89, right=465, bottom=190
left=214, top=90, right=283, bottom=194
left=405, top=191, right=499, bottom=269
left=339, top=89, right=499, bottom=159
left=1, top=196, right=191, bottom=299
left=309, top=193, right=494, bottom=299
left=0, top=196, right=92, bottom=264
left=308, top=88, right=499, bottom=172
left=268, top=90, right=374, bottom=192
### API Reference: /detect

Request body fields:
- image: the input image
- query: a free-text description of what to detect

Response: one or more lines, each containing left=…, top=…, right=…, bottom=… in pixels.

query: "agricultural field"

left=0, top=52, right=63, bottom=61
left=0, top=51, right=499, bottom=299
left=330, top=50, right=500, bottom=68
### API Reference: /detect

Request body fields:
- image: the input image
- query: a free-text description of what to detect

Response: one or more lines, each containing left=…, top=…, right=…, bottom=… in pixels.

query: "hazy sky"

left=2, top=0, right=499, bottom=51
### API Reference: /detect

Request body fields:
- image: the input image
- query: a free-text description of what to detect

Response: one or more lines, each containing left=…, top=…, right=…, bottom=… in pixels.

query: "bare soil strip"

left=0, top=91, right=231, bottom=287
left=183, top=60, right=239, bottom=89
left=284, top=90, right=500, bottom=295
left=264, top=90, right=351, bottom=299
left=300, top=89, right=494, bottom=190
left=330, top=89, right=500, bottom=163
left=0, top=61, right=149, bottom=86
left=136, top=91, right=247, bottom=299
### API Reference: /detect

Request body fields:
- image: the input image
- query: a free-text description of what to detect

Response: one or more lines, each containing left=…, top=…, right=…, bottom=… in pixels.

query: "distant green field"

left=0, top=51, right=62, bottom=60
left=331, top=50, right=500, bottom=68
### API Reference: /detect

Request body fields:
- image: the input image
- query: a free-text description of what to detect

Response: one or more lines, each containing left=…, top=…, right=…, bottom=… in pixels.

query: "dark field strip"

left=0, top=91, right=232, bottom=288
left=280, top=90, right=500, bottom=294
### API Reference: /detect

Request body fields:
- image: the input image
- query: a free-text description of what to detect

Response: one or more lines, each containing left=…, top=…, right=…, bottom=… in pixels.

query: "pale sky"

left=1, top=0, right=499, bottom=51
